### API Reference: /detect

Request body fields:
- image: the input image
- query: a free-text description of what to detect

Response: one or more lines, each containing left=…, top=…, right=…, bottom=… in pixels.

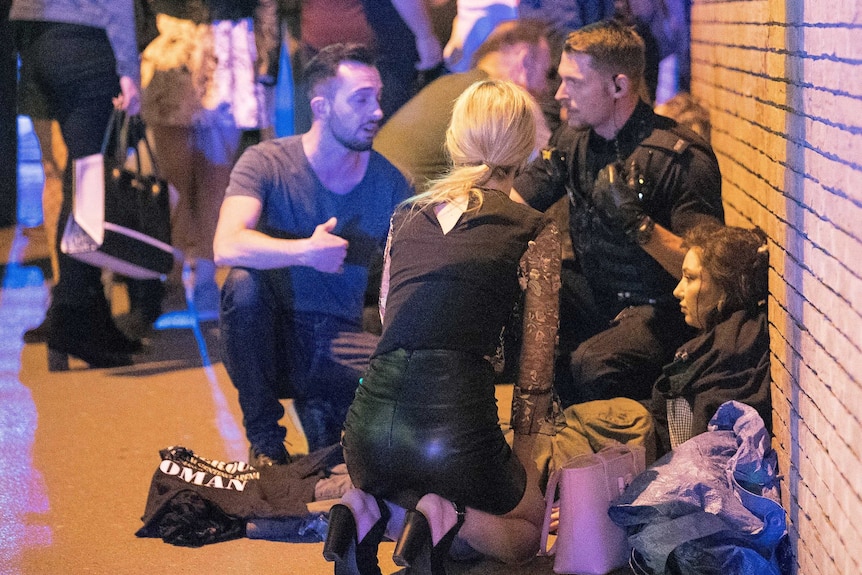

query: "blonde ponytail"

left=404, top=80, right=539, bottom=212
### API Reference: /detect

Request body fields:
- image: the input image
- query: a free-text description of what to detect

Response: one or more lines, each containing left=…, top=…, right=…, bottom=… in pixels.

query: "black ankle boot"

left=46, top=305, right=133, bottom=371
left=94, top=297, right=143, bottom=353
left=47, top=345, right=132, bottom=371
left=25, top=306, right=141, bottom=352
left=101, top=318, right=144, bottom=353
left=43, top=299, right=142, bottom=354
left=392, top=501, right=465, bottom=575
left=323, top=500, right=390, bottom=575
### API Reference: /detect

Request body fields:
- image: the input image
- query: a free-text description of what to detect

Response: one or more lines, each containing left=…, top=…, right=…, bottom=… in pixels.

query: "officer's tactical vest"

left=554, top=123, right=709, bottom=310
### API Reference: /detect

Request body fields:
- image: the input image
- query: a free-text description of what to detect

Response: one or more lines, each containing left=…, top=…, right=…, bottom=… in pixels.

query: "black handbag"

left=61, top=110, right=176, bottom=280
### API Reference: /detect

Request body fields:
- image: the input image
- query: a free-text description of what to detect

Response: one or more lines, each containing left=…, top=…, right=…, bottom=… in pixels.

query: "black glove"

left=593, top=161, right=649, bottom=242
left=539, top=146, right=567, bottom=183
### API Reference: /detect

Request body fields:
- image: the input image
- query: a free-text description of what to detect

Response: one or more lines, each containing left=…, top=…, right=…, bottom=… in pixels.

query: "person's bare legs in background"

left=33, top=118, right=65, bottom=284
left=151, top=124, right=243, bottom=319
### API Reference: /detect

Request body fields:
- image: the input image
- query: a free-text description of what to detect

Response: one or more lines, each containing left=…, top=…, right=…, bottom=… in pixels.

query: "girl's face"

left=674, top=247, right=724, bottom=329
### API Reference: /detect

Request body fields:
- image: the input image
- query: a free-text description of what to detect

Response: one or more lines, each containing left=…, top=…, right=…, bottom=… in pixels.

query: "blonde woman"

left=324, top=79, right=561, bottom=575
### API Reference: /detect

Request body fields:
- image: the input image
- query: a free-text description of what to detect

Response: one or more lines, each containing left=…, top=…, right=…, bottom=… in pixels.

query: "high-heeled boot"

left=94, top=295, right=144, bottom=353
left=392, top=494, right=466, bottom=575
left=32, top=302, right=142, bottom=353
left=323, top=495, right=391, bottom=575
left=46, top=304, right=133, bottom=371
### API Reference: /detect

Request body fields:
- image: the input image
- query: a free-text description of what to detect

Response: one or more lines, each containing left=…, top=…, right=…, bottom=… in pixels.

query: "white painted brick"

left=686, top=4, right=862, bottom=572
left=843, top=553, right=862, bottom=575
left=808, top=194, right=862, bottom=257
left=802, top=57, right=862, bottom=100
left=832, top=444, right=862, bottom=507
left=798, top=270, right=861, bottom=359
left=804, top=26, right=862, bottom=60
left=804, top=121, right=862, bottom=173
left=831, top=513, right=861, bottom=573
left=804, top=90, right=862, bottom=133
left=802, top=1, right=862, bottom=25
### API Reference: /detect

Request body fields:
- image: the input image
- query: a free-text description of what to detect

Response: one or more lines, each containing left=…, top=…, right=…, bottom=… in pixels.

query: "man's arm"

left=511, top=148, right=570, bottom=211
left=647, top=135, right=724, bottom=278
left=639, top=223, right=686, bottom=279
left=213, top=195, right=348, bottom=272
left=390, top=0, right=443, bottom=70
left=592, top=158, right=698, bottom=279
left=512, top=125, right=581, bottom=210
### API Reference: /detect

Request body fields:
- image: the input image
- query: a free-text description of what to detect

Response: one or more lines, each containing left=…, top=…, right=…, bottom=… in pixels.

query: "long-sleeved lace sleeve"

left=378, top=215, right=396, bottom=325
left=511, top=220, right=562, bottom=436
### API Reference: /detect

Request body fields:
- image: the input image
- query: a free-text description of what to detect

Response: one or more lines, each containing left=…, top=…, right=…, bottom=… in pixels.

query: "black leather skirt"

left=342, top=349, right=526, bottom=515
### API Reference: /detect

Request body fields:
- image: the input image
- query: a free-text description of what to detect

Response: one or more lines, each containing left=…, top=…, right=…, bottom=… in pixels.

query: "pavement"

left=1, top=224, right=581, bottom=575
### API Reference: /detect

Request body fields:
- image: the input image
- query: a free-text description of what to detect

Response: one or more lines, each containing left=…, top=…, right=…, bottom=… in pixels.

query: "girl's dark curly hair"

left=683, top=222, right=769, bottom=328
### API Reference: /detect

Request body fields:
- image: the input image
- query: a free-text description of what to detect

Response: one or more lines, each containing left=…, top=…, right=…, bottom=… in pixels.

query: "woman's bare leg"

left=458, top=438, right=547, bottom=564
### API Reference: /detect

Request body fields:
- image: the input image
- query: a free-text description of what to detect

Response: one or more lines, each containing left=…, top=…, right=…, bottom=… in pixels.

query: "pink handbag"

left=540, top=444, right=646, bottom=575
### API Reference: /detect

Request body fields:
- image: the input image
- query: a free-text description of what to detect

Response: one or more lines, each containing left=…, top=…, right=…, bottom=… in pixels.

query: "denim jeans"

left=220, top=267, right=379, bottom=454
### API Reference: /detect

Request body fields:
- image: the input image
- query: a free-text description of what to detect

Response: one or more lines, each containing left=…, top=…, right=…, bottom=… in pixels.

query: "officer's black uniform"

left=515, top=100, right=724, bottom=404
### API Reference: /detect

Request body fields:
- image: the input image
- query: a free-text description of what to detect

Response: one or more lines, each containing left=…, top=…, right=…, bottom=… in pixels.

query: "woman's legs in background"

left=17, top=22, right=135, bottom=367
left=150, top=123, right=243, bottom=317
left=27, top=24, right=116, bottom=309
left=32, top=118, right=65, bottom=284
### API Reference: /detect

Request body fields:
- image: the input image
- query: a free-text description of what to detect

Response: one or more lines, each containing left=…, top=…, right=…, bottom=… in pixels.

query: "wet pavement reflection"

left=0, top=228, right=52, bottom=572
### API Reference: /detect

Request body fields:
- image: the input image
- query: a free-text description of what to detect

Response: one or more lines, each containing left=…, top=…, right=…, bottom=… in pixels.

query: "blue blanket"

left=609, top=401, right=789, bottom=575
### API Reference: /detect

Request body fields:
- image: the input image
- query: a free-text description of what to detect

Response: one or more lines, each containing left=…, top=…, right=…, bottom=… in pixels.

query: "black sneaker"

left=248, top=445, right=290, bottom=468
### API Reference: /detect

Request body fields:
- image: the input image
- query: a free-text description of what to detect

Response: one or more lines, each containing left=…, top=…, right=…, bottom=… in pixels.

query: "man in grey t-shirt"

left=214, top=44, right=411, bottom=465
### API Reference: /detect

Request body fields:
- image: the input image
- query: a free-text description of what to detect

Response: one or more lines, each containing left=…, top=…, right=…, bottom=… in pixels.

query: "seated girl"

left=532, top=223, right=770, bottom=538
left=651, top=223, right=771, bottom=456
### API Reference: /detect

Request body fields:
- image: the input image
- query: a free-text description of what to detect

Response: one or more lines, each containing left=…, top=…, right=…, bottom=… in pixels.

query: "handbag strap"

left=101, top=108, right=126, bottom=161
left=538, top=468, right=560, bottom=556
left=595, top=444, right=644, bottom=500
left=101, top=109, right=141, bottom=173
left=101, top=110, right=163, bottom=179
left=629, top=548, right=652, bottom=575
left=127, top=115, right=164, bottom=177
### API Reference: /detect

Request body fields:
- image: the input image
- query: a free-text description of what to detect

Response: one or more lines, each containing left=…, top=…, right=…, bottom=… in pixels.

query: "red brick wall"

left=691, top=2, right=862, bottom=573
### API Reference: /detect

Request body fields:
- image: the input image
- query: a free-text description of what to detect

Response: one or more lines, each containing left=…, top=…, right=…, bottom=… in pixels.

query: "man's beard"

left=335, top=133, right=374, bottom=152
left=329, top=114, right=377, bottom=152
left=564, top=107, right=585, bottom=129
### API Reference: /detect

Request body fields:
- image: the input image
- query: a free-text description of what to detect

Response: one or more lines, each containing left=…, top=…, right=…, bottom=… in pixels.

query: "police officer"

left=513, top=19, right=724, bottom=404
